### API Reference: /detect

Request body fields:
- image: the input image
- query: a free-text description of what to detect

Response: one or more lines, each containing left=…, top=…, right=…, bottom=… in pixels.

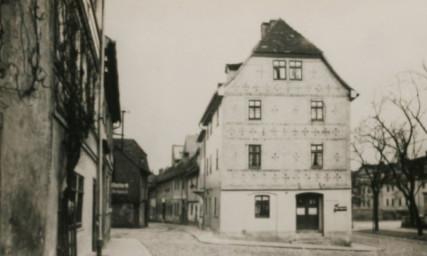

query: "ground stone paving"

left=111, top=224, right=381, bottom=256
left=352, top=232, right=427, bottom=256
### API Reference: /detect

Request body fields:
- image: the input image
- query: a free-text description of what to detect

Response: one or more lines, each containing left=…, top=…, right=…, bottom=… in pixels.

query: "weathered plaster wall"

left=221, top=56, right=351, bottom=190
left=220, top=190, right=351, bottom=242
left=214, top=56, right=352, bottom=239
left=0, top=1, right=56, bottom=255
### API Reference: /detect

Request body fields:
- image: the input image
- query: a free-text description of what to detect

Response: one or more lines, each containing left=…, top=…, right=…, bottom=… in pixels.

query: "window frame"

left=311, top=144, right=323, bottom=169
left=289, top=60, right=302, bottom=80
left=216, top=149, right=219, bottom=171
left=248, top=144, right=261, bottom=169
left=255, top=195, right=270, bottom=218
left=71, top=172, right=84, bottom=227
left=311, top=100, right=324, bottom=122
left=248, top=100, right=262, bottom=120
left=273, top=60, right=286, bottom=80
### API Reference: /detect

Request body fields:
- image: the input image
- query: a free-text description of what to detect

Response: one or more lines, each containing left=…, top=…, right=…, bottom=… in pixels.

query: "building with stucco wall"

left=0, top=1, right=121, bottom=255
left=197, top=19, right=358, bottom=244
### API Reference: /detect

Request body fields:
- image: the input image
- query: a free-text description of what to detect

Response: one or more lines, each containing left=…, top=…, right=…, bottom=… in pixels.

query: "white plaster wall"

left=75, top=136, right=98, bottom=256
left=220, top=189, right=351, bottom=234
left=220, top=56, right=351, bottom=190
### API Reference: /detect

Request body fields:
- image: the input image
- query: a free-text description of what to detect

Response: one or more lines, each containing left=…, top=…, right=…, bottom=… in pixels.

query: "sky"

left=104, top=0, right=427, bottom=173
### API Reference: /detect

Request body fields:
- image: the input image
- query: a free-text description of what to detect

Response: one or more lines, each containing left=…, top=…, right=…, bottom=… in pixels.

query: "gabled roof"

left=252, top=19, right=322, bottom=56
left=199, top=92, right=223, bottom=126
left=113, top=139, right=150, bottom=174
left=154, top=154, right=199, bottom=184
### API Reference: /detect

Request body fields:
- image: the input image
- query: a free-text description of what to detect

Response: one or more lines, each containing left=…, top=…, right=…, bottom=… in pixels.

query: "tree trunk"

left=408, top=196, right=423, bottom=236
left=372, top=190, right=379, bottom=232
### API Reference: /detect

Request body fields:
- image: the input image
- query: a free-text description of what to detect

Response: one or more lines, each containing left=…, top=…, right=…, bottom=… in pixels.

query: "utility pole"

left=120, top=110, right=129, bottom=148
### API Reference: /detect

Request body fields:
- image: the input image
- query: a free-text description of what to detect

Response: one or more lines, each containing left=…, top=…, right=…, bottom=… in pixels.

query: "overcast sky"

left=105, top=0, right=427, bottom=173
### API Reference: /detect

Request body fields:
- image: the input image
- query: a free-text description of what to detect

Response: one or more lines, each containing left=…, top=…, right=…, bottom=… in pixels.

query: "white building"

left=197, top=19, right=358, bottom=244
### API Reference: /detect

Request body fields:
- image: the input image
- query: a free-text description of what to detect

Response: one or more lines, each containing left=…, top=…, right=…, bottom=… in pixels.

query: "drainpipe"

left=96, top=0, right=106, bottom=255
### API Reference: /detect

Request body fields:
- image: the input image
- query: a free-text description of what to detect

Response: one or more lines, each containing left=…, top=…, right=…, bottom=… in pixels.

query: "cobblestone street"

left=110, top=223, right=382, bottom=256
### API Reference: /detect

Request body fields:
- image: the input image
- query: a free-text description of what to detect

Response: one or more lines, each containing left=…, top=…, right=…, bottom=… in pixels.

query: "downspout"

left=96, top=0, right=106, bottom=255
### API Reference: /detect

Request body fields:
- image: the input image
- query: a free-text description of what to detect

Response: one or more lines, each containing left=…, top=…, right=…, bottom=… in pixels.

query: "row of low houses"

left=149, top=19, right=358, bottom=245
left=352, top=155, right=427, bottom=221
left=0, top=1, right=150, bottom=255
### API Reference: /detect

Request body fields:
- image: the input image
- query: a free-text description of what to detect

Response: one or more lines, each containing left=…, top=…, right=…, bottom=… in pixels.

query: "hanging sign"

left=112, top=183, right=129, bottom=195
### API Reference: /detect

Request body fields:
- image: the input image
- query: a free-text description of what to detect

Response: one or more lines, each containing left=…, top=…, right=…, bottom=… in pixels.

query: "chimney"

left=261, top=22, right=270, bottom=38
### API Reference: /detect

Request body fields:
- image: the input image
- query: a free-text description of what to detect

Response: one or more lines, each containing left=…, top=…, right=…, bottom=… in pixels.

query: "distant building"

left=352, top=156, right=427, bottom=220
left=112, top=139, right=151, bottom=227
left=149, top=135, right=200, bottom=224
left=196, top=19, right=357, bottom=244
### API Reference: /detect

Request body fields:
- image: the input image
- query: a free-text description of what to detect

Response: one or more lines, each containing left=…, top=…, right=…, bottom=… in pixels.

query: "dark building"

left=112, top=139, right=151, bottom=227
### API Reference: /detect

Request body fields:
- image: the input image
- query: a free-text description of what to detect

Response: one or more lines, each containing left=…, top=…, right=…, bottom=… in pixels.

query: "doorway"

left=296, top=193, right=322, bottom=231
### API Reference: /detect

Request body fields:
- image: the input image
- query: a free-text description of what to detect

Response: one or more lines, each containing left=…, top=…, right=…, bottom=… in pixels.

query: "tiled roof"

left=113, top=139, right=150, bottom=173
left=154, top=154, right=199, bottom=184
left=252, top=19, right=322, bottom=56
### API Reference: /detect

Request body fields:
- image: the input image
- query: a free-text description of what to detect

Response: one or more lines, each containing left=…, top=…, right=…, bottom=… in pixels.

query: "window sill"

left=311, top=166, right=323, bottom=170
left=255, top=216, right=270, bottom=219
left=311, top=120, right=324, bottom=124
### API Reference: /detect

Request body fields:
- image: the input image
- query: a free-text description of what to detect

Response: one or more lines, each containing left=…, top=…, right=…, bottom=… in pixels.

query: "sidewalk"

left=182, top=225, right=379, bottom=253
left=88, top=238, right=152, bottom=256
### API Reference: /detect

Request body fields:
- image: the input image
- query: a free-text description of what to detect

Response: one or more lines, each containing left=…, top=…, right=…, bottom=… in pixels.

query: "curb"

left=353, top=231, right=427, bottom=245
left=186, top=229, right=379, bottom=253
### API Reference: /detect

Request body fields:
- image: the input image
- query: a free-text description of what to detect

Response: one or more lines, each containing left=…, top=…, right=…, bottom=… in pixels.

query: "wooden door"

left=296, top=194, right=320, bottom=231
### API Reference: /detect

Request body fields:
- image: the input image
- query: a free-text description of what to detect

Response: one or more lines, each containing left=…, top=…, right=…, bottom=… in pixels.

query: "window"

left=216, top=149, right=219, bottom=170
left=273, top=60, right=286, bottom=80
left=249, top=100, right=261, bottom=120
left=392, top=199, right=395, bottom=207
left=207, top=197, right=210, bottom=215
left=289, top=60, right=302, bottom=80
left=210, top=155, right=212, bottom=174
left=255, top=195, right=270, bottom=218
left=71, top=173, right=84, bottom=227
left=249, top=145, right=261, bottom=169
left=399, top=198, right=402, bottom=206
left=367, top=199, right=370, bottom=208
left=311, top=100, right=324, bottom=121
left=311, top=144, right=323, bottom=169
left=214, top=197, right=218, bottom=217
left=181, top=179, right=185, bottom=189
left=386, top=199, right=389, bottom=206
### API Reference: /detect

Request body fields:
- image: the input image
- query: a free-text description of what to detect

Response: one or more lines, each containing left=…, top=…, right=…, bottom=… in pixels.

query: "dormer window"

left=273, top=60, right=286, bottom=80
left=289, top=60, right=302, bottom=80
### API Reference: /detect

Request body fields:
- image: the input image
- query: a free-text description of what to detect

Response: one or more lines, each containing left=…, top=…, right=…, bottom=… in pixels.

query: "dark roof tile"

left=253, top=19, right=322, bottom=56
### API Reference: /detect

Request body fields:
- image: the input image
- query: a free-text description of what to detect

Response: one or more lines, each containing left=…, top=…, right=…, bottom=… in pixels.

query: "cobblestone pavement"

left=352, top=231, right=427, bottom=256
left=111, top=223, right=378, bottom=256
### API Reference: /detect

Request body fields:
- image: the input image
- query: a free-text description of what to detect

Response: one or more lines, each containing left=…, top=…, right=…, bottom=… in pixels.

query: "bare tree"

left=371, top=84, right=426, bottom=236
left=353, top=121, right=391, bottom=232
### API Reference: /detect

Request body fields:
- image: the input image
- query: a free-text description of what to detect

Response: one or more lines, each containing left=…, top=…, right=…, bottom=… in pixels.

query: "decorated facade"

left=197, top=19, right=358, bottom=244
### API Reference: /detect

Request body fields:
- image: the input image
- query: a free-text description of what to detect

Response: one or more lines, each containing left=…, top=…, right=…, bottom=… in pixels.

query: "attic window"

left=289, top=60, right=302, bottom=80
left=273, top=60, right=286, bottom=80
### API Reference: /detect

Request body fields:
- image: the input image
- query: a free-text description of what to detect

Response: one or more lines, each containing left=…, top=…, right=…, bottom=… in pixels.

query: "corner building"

left=199, top=19, right=357, bottom=244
